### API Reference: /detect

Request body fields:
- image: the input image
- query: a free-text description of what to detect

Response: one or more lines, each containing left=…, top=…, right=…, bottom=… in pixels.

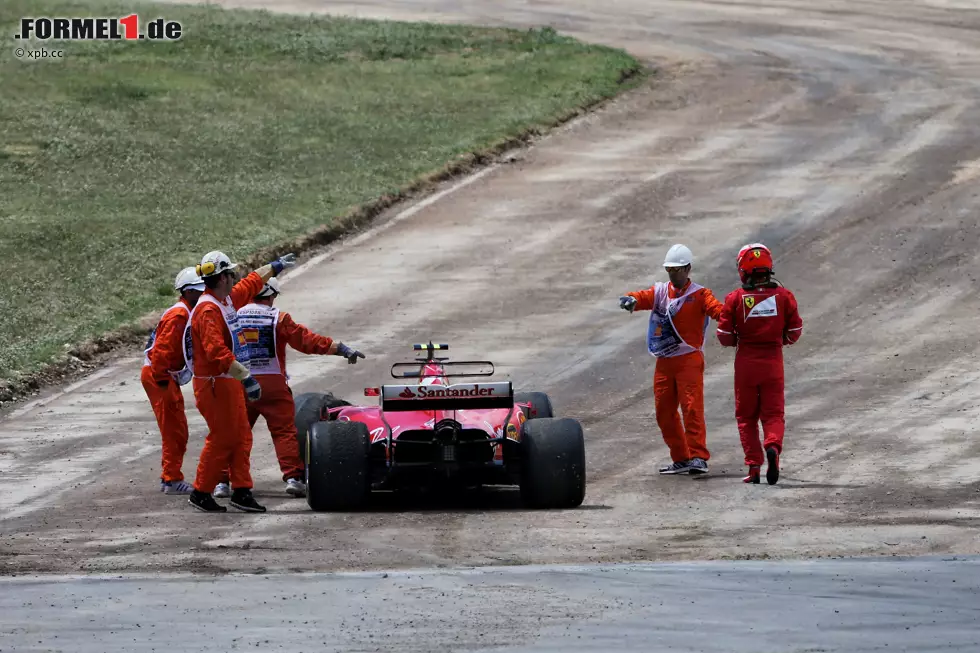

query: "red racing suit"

left=716, top=284, right=803, bottom=466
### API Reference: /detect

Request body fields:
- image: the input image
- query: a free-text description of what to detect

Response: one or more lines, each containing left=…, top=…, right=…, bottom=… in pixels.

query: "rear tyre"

left=519, top=417, right=586, bottom=509
left=294, top=392, right=352, bottom=464
left=515, top=391, right=554, bottom=419
left=306, top=421, right=370, bottom=511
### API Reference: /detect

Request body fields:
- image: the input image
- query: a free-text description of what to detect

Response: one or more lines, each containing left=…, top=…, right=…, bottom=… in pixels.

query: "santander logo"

left=415, top=384, right=495, bottom=399
left=387, top=383, right=504, bottom=401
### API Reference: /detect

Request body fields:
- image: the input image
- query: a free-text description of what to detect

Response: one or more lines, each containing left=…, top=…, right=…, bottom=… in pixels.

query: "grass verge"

left=0, top=0, right=644, bottom=402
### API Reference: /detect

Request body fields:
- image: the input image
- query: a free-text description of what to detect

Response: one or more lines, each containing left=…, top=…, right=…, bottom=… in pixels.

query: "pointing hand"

left=336, top=342, right=366, bottom=365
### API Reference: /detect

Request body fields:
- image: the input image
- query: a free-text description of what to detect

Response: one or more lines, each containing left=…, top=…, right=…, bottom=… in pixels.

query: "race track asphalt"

left=3, top=557, right=978, bottom=652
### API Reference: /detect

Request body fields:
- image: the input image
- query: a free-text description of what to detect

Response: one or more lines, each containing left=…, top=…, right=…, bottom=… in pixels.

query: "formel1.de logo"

left=16, top=16, right=183, bottom=41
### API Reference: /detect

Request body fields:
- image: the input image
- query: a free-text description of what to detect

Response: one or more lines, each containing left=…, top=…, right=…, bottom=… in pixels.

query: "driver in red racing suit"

left=716, top=244, right=803, bottom=485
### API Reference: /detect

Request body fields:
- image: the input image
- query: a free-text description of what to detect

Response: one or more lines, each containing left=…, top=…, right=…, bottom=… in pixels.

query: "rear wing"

left=381, top=381, right=513, bottom=412
left=391, top=361, right=495, bottom=379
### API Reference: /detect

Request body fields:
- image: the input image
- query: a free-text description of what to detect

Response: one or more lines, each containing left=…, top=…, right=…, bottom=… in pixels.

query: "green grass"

left=0, top=0, right=642, bottom=382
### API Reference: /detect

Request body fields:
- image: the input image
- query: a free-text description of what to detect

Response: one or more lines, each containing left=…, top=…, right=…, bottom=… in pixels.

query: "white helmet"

left=664, top=244, right=694, bottom=268
left=256, top=276, right=281, bottom=299
left=174, top=266, right=205, bottom=292
left=197, top=250, right=238, bottom=278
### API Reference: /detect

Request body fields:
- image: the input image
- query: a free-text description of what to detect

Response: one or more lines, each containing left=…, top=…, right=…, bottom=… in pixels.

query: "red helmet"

left=737, top=243, right=774, bottom=284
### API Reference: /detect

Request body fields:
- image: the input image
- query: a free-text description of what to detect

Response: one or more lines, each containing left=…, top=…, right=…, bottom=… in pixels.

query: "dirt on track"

left=3, top=0, right=980, bottom=575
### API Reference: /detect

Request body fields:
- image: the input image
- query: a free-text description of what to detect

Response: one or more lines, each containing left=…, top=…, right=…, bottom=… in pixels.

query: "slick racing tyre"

left=514, top=391, right=554, bottom=420
left=294, top=392, right=351, bottom=464
left=306, top=421, right=370, bottom=512
left=519, top=417, right=586, bottom=509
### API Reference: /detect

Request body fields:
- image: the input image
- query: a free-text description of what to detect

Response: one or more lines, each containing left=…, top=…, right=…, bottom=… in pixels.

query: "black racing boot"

left=766, top=447, right=780, bottom=485
left=189, top=490, right=227, bottom=512
left=230, top=489, right=267, bottom=513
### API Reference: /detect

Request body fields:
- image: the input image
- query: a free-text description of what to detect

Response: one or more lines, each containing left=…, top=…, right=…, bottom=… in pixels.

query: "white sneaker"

left=162, top=480, right=195, bottom=495
left=285, top=478, right=306, bottom=497
left=659, top=460, right=692, bottom=475
left=688, top=458, right=709, bottom=475
left=213, top=482, right=231, bottom=498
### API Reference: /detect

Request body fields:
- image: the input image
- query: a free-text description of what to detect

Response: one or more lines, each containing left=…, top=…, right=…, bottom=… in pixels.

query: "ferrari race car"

left=292, top=342, right=586, bottom=511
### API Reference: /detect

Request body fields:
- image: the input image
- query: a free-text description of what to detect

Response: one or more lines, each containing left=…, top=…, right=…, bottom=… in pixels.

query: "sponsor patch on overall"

left=747, top=295, right=778, bottom=318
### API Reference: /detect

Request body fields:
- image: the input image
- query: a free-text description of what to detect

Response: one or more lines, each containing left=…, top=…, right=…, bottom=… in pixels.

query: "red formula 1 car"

left=292, top=342, right=586, bottom=511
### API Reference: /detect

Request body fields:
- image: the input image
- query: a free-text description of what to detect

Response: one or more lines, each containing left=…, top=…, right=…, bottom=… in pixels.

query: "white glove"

left=227, top=360, right=251, bottom=381
left=271, top=253, right=297, bottom=275
left=266, top=253, right=297, bottom=277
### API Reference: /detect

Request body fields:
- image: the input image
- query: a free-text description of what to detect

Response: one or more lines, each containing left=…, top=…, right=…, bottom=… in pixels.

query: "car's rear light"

left=364, top=387, right=380, bottom=396
left=441, top=444, right=456, bottom=462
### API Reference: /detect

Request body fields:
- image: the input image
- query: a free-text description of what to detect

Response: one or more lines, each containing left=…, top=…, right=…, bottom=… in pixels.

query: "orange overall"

left=228, top=307, right=335, bottom=482
left=188, top=272, right=265, bottom=494
left=141, top=299, right=192, bottom=482
left=627, top=280, right=723, bottom=462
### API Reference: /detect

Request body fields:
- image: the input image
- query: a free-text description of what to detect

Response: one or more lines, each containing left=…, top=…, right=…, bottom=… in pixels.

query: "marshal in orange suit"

left=140, top=267, right=205, bottom=495
left=620, top=244, right=723, bottom=475
left=212, top=277, right=364, bottom=500
left=183, top=250, right=297, bottom=513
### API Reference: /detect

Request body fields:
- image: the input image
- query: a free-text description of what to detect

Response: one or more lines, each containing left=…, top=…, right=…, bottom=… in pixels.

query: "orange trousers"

left=140, top=367, right=190, bottom=482
left=653, top=351, right=710, bottom=462
left=192, top=377, right=254, bottom=493
left=220, top=376, right=305, bottom=483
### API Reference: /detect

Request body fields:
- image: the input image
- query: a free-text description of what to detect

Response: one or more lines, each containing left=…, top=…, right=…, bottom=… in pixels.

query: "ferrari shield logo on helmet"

left=753, top=249, right=762, bottom=258
left=744, top=296, right=756, bottom=310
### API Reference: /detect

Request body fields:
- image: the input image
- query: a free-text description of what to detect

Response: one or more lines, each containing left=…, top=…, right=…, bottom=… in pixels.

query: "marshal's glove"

left=270, top=253, right=297, bottom=276
left=228, top=360, right=262, bottom=402
left=241, top=375, right=262, bottom=402
left=619, top=296, right=637, bottom=313
left=335, top=342, right=366, bottom=365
